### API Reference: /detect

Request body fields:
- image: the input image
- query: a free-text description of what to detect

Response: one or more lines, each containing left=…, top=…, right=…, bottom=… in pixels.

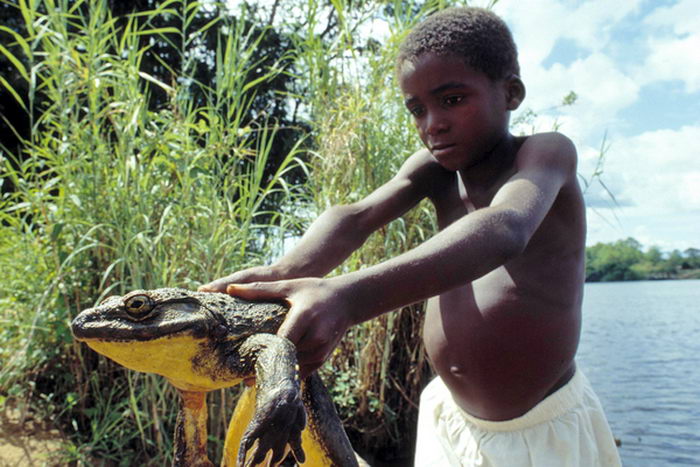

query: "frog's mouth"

left=71, top=303, right=211, bottom=342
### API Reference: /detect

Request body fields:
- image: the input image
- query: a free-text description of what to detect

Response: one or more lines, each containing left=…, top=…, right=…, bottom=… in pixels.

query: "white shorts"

left=414, top=369, right=621, bottom=467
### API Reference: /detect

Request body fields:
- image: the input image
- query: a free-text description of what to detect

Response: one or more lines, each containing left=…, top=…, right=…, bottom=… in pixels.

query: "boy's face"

left=398, top=53, right=522, bottom=171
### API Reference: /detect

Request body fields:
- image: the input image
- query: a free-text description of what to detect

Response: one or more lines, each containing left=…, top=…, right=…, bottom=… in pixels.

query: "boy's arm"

left=199, top=150, right=441, bottom=293
left=229, top=133, right=578, bottom=375
left=340, top=133, right=578, bottom=318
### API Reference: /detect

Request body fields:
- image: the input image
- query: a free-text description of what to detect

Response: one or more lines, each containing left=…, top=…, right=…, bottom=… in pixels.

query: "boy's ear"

left=505, top=75, right=525, bottom=110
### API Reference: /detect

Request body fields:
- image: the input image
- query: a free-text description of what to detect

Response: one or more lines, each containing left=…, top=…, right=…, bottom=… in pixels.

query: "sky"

left=478, top=0, right=700, bottom=251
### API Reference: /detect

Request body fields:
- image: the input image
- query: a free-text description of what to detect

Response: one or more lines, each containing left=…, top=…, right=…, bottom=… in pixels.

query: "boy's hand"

left=198, top=265, right=286, bottom=293
left=226, top=278, right=352, bottom=378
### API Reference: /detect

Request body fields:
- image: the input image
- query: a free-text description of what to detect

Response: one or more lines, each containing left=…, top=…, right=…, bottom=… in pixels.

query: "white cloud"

left=584, top=124, right=700, bottom=247
left=644, top=0, right=700, bottom=34
left=492, top=0, right=569, bottom=68
left=558, top=54, right=639, bottom=135
left=560, top=0, right=642, bottom=50
left=679, top=173, right=700, bottom=208
left=604, top=125, right=700, bottom=212
left=536, top=120, right=700, bottom=248
left=510, top=51, right=640, bottom=146
left=490, top=0, right=642, bottom=144
left=635, top=0, right=700, bottom=92
left=493, top=0, right=641, bottom=67
left=641, top=34, right=700, bottom=93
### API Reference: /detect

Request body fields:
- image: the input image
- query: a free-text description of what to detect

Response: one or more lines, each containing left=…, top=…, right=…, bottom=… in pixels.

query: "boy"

left=201, top=7, right=621, bottom=466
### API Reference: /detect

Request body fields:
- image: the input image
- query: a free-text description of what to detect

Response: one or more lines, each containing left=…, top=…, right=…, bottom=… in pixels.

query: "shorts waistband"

left=454, top=369, right=584, bottom=432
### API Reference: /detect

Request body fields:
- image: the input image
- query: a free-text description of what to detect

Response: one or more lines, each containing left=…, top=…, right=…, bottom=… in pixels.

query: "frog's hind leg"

left=222, top=384, right=260, bottom=466
left=223, top=384, right=288, bottom=466
left=299, top=374, right=359, bottom=467
left=223, top=375, right=360, bottom=467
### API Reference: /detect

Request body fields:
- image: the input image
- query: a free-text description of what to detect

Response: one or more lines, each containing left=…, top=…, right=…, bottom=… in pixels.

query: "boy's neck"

left=459, top=132, right=521, bottom=190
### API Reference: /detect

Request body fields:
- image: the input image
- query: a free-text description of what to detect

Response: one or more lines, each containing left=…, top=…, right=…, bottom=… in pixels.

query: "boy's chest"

left=430, top=174, right=503, bottom=228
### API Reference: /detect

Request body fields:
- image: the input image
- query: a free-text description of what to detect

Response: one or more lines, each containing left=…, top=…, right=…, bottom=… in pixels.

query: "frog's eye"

left=123, top=294, right=155, bottom=321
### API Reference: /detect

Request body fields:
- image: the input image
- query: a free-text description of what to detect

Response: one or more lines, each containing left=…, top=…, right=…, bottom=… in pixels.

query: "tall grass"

left=1, top=0, right=306, bottom=462
left=0, top=0, right=492, bottom=463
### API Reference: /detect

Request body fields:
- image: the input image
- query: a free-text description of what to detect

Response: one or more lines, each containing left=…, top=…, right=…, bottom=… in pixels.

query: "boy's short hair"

left=397, top=7, right=520, bottom=81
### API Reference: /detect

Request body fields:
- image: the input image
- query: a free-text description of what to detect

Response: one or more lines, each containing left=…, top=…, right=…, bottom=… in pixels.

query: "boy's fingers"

left=199, top=267, right=280, bottom=293
left=198, top=281, right=227, bottom=293
left=226, top=282, right=290, bottom=301
left=198, top=273, right=242, bottom=293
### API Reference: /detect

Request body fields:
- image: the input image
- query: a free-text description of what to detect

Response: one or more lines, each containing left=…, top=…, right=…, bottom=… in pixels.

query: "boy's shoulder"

left=521, top=131, right=576, bottom=151
left=515, top=132, right=577, bottom=170
left=522, top=131, right=574, bottom=145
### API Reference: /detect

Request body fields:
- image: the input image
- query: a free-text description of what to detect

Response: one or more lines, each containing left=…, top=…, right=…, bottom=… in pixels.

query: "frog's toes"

left=237, top=387, right=306, bottom=466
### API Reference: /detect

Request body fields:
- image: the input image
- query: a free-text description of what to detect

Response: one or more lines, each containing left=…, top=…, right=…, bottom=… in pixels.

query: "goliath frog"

left=71, top=288, right=359, bottom=467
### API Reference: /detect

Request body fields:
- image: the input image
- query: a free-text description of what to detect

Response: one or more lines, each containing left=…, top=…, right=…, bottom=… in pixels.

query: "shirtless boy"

left=202, top=7, right=621, bottom=466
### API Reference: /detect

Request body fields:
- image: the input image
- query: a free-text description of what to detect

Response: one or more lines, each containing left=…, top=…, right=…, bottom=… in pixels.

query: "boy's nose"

left=425, top=113, right=449, bottom=135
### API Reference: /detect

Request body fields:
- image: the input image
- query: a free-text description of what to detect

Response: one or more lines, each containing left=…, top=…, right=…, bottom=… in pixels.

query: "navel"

left=449, top=365, right=466, bottom=377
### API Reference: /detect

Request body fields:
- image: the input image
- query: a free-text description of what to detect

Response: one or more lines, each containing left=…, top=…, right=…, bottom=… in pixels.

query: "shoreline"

left=585, top=270, right=700, bottom=283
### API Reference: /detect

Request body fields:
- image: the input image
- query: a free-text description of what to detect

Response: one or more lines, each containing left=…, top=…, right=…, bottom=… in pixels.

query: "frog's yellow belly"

left=85, top=336, right=244, bottom=392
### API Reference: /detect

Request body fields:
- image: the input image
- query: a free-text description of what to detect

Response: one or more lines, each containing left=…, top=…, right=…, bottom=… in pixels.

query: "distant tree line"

left=585, top=238, right=700, bottom=282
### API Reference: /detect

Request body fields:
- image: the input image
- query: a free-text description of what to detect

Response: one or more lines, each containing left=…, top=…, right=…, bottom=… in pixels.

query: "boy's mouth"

left=430, top=143, right=456, bottom=155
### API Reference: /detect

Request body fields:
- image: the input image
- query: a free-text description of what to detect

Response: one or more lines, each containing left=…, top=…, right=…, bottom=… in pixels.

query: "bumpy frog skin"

left=71, top=288, right=358, bottom=467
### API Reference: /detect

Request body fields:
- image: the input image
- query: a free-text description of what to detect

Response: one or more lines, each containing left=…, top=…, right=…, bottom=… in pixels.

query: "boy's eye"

left=408, top=105, right=425, bottom=117
left=443, top=95, right=464, bottom=106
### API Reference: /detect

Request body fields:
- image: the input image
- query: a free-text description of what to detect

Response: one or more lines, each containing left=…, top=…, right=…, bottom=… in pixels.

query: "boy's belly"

left=423, top=273, right=580, bottom=421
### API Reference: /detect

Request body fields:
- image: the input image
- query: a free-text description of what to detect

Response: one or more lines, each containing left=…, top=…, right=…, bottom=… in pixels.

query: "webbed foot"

left=237, top=385, right=306, bottom=466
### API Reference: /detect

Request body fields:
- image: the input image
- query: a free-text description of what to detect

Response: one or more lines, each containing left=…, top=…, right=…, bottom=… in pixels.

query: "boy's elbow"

left=498, top=210, right=530, bottom=260
left=326, top=203, right=362, bottom=225
left=500, top=229, right=527, bottom=262
left=325, top=203, right=374, bottom=239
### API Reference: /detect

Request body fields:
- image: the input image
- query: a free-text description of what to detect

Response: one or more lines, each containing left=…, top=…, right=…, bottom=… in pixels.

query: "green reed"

left=1, top=0, right=305, bottom=462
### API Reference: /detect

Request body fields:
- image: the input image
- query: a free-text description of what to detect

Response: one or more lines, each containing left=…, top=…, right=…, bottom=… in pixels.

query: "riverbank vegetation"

left=586, top=238, right=700, bottom=282
left=0, top=0, right=440, bottom=464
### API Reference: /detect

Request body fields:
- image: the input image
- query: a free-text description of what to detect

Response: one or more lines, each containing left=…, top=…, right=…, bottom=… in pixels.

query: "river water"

left=578, top=280, right=700, bottom=466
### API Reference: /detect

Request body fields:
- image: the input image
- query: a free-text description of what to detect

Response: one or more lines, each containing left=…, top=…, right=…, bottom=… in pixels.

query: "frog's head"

left=71, top=288, right=239, bottom=390
left=71, top=288, right=223, bottom=342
